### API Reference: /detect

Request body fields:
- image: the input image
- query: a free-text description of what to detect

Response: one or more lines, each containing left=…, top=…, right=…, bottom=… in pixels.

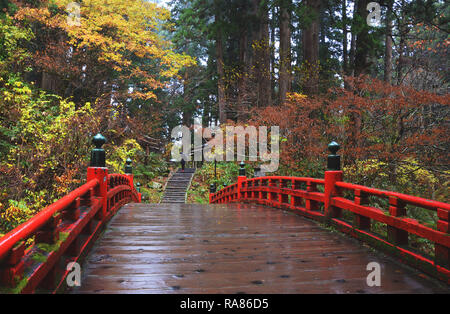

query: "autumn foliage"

left=249, top=75, right=449, bottom=201
left=0, top=1, right=192, bottom=234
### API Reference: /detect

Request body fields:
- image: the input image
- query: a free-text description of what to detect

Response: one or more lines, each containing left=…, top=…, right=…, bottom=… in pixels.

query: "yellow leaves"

left=287, top=92, right=307, bottom=102
left=0, top=200, right=35, bottom=231
left=60, top=0, right=169, bottom=59
left=148, top=38, right=196, bottom=76
left=130, top=91, right=157, bottom=101
left=343, top=159, right=389, bottom=181
left=105, top=138, right=144, bottom=173
left=396, top=157, right=438, bottom=186
left=21, top=86, right=32, bottom=95
left=3, top=90, right=11, bottom=101
left=12, top=92, right=97, bottom=159
left=15, top=0, right=195, bottom=102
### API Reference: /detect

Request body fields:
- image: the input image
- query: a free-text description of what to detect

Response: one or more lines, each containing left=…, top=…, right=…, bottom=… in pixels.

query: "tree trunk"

left=302, top=0, right=320, bottom=95
left=349, top=22, right=356, bottom=77
left=354, top=0, right=370, bottom=76
left=342, top=0, right=348, bottom=76
left=237, top=23, right=248, bottom=121
left=384, top=2, right=393, bottom=83
left=270, top=5, right=276, bottom=101
left=397, top=28, right=405, bottom=85
left=182, top=70, right=192, bottom=127
left=215, top=13, right=227, bottom=124
left=279, top=0, right=292, bottom=105
left=256, top=0, right=272, bottom=107
left=396, top=1, right=407, bottom=85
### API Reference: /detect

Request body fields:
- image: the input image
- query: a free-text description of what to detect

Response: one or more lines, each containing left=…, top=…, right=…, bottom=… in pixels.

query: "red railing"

left=0, top=134, right=141, bottom=293
left=210, top=173, right=450, bottom=284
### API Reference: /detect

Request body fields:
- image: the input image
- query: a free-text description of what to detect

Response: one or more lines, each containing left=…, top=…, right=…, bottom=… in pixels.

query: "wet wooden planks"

left=73, top=203, right=448, bottom=294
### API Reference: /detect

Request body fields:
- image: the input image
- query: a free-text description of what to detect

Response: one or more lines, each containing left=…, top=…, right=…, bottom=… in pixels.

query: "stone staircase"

left=160, top=168, right=195, bottom=203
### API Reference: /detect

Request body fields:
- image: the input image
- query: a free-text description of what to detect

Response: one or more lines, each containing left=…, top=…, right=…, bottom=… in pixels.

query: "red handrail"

left=0, top=178, right=99, bottom=260
left=210, top=173, right=450, bottom=283
left=0, top=167, right=141, bottom=293
left=335, top=181, right=450, bottom=211
left=246, top=176, right=325, bottom=185
left=0, top=133, right=144, bottom=293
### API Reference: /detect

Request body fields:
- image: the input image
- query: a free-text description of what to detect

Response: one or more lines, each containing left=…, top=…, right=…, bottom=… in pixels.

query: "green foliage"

left=0, top=199, right=34, bottom=232
left=36, top=242, right=59, bottom=253
left=187, top=179, right=209, bottom=204
left=187, top=162, right=247, bottom=203
left=197, top=162, right=240, bottom=189
left=0, top=274, right=29, bottom=294
left=106, top=139, right=143, bottom=174
left=0, top=67, right=102, bottom=235
left=0, top=14, right=33, bottom=77
left=344, top=157, right=441, bottom=256
left=131, top=152, right=170, bottom=204
left=141, top=186, right=164, bottom=204
left=35, top=231, right=69, bottom=253
left=344, top=157, right=443, bottom=205
left=134, top=152, right=170, bottom=181
left=31, top=252, right=47, bottom=263
left=0, top=79, right=99, bottom=230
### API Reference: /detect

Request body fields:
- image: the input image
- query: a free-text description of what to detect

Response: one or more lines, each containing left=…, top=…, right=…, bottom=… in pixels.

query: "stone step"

left=166, top=186, right=190, bottom=188
left=166, top=181, right=191, bottom=183
left=167, top=180, right=191, bottom=182
left=160, top=168, right=195, bottom=204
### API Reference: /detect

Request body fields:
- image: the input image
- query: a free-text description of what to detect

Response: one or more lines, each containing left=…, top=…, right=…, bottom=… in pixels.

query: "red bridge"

left=0, top=135, right=448, bottom=293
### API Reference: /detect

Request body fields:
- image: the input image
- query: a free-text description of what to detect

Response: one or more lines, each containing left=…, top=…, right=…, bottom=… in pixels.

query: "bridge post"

left=87, top=133, right=108, bottom=220
left=125, top=158, right=142, bottom=202
left=125, top=158, right=133, bottom=174
left=124, top=157, right=134, bottom=186
left=387, top=196, right=408, bottom=246
left=136, top=182, right=142, bottom=202
left=237, top=161, right=246, bottom=201
left=324, top=141, right=343, bottom=219
left=435, top=208, right=449, bottom=269
left=209, top=183, right=216, bottom=203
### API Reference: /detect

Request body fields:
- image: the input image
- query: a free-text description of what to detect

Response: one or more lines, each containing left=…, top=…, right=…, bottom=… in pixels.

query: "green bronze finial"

left=92, top=133, right=106, bottom=148
left=90, top=133, right=107, bottom=167
left=328, top=141, right=340, bottom=155
left=125, top=158, right=133, bottom=174
left=239, top=161, right=246, bottom=176
left=327, top=141, right=341, bottom=171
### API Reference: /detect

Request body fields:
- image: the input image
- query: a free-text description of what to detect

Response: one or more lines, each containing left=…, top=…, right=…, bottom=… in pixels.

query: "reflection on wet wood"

left=74, top=203, right=448, bottom=294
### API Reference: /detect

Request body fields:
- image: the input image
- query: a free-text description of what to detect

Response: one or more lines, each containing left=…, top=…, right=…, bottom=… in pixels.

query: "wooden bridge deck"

left=74, top=203, right=448, bottom=294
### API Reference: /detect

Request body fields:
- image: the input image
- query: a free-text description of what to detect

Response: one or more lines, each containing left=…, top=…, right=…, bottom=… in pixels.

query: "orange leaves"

left=14, top=0, right=195, bottom=102
left=247, top=75, right=449, bottom=179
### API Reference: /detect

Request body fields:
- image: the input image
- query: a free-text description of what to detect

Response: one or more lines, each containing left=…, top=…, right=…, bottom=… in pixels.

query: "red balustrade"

left=0, top=134, right=141, bottom=293
left=210, top=173, right=450, bottom=284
